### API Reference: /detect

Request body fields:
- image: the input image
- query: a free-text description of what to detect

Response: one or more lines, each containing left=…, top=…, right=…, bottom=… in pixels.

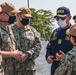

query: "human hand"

left=47, top=55, right=54, bottom=64
left=20, top=54, right=28, bottom=62
left=12, top=50, right=23, bottom=61
left=54, top=50, right=65, bottom=61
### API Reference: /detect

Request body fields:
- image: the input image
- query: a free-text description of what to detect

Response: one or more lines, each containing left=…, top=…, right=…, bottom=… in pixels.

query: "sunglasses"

left=55, top=16, right=67, bottom=21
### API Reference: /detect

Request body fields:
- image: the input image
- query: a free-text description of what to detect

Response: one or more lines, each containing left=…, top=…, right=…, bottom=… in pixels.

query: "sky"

left=0, top=0, right=76, bottom=28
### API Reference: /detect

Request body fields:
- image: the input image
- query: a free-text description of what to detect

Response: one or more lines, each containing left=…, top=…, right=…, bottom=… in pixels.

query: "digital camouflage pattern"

left=0, top=54, right=4, bottom=75
left=0, top=22, right=16, bottom=75
left=0, top=53, right=4, bottom=75
left=0, top=64, right=4, bottom=75
left=54, top=46, right=76, bottom=75
left=11, top=24, right=41, bottom=75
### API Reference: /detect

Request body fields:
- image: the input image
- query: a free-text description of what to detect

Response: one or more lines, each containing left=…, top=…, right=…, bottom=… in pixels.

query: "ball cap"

left=73, top=15, right=76, bottom=19
left=66, top=24, right=76, bottom=36
left=19, top=7, right=32, bottom=18
left=54, top=6, right=71, bottom=18
left=0, top=2, right=20, bottom=14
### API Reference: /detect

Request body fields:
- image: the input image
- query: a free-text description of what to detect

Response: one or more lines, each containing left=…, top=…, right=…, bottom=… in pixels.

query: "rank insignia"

left=58, top=39, right=62, bottom=44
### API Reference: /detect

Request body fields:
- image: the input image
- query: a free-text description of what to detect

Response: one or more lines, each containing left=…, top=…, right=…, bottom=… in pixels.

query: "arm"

left=54, top=50, right=65, bottom=61
left=45, top=30, right=55, bottom=60
left=0, top=27, right=23, bottom=61
left=0, top=51, right=14, bottom=58
left=54, top=53, right=72, bottom=75
left=45, top=42, right=54, bottom=64
left=26, top=35, right=41, bottom=60
left=20, top=37, right=41, bottom=63
left=45, top=32, right=55, bottom=64
left=45, top=42, right=53, bottom=59
left=24, top=26, right=41, bottom=60
left=0, top=50, right=23, bottom=61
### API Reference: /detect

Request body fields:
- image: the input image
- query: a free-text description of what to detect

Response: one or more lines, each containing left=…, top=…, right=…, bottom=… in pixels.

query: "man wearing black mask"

left=0, top=2, right=24, bottom=75
left=15, top=7, right=31, bottom=27
left=10, top=7, right=41, bottom=75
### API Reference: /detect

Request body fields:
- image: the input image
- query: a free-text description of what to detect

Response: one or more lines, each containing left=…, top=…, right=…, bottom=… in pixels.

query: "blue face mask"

left=20, top=18, right=29, bottom=26
left=6, top=13, right=16, bottom=24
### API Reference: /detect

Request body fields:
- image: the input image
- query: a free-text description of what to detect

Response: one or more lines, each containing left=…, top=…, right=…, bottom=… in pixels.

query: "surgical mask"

left=20, top=19, right=29, bottom=26
left=6, top=13, right=16, bottom=24
left=57, top=19, right=67, bottom=28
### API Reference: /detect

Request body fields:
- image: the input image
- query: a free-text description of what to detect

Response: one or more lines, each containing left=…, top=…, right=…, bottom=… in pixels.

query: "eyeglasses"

left=55, top=17, right=67, bottom=21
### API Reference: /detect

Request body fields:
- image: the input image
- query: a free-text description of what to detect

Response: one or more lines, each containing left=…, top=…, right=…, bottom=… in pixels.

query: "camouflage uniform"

left=54, top=46, right=76, bottom=75
left=0, top=22, right=4, bottom=75
left=0, top=54, right=4, bottom=75
left=11, top=24, right=41, bottom=75
left=0, top=22, right=16, bottom=75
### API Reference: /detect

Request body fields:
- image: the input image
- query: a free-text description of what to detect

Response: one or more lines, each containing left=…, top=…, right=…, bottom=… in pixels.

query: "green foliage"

left=30, top=8, right=55, bottom=41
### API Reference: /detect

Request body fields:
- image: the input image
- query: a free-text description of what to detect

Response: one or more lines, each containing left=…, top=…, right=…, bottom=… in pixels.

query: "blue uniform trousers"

left=51, top=61, right=60, bottom=75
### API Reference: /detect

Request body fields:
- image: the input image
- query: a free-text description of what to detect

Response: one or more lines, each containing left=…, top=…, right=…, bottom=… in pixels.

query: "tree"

left=30, top=8, right=55, bottom=41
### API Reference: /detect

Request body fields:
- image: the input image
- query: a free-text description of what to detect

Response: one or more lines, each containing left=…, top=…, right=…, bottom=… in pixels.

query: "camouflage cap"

left=67, top=24, right=76, bottom=36
left=73, top=15, right=76, bottom=20
left=0, top=2, right=20, bottom=13
left=19, top=7, right=32, bottom=17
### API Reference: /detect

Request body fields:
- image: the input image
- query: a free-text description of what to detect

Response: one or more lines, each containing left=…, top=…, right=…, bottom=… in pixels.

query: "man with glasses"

left=45, top=6, right=73, bottom=75
left=10, top=6, right=41, bottom=75
left=0, top=2, right=23, bottom=75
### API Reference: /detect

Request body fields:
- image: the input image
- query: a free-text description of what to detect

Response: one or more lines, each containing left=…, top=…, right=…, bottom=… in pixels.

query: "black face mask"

left=20, top=19, right=29, bottom=26
left=8, top=16, right=16, bottom=24
left=6, top=13, right=16, bottom=24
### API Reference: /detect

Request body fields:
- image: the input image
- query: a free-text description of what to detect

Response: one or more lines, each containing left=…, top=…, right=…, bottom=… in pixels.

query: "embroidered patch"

left=65, top=35, right=69, bottom=40
left=53, top=32, right=57, bottom=37
left=51, top=37, right=57, bottom=40
left=58, top=39, right=62, bottom=44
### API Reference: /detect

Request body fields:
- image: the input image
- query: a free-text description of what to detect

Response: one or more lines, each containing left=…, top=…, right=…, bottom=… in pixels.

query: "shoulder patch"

left=53, top=32, right=57, bottom=37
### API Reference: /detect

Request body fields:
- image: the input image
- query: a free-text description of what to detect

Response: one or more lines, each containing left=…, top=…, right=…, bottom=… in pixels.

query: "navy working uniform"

left=45, top=24, right=73, bottom=75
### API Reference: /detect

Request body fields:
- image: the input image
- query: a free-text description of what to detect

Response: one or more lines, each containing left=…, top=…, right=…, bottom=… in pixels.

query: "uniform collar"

left=0, top=22, right=6, bottom=30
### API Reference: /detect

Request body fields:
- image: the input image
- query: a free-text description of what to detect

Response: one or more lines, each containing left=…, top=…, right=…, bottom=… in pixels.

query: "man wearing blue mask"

left=45, top=6, right=73, bottom=75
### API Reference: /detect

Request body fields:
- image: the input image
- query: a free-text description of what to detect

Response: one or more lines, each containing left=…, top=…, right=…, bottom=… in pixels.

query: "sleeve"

left=26, top=26, right=41, bottom=60
left=54, top=53, right=73, bottom=75
left=45, top=31, right=54, bottom=60
left=0, top=28, right=2, bottom=49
